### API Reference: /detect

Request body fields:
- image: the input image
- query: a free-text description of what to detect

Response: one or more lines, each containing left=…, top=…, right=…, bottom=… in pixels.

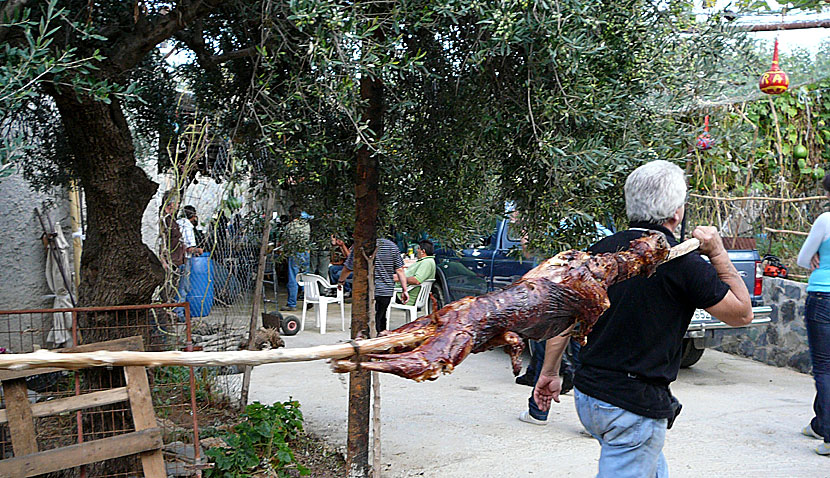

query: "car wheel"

left=680, top=338, right=704, bottom=368
left=431, top=283, right=446, bottom=313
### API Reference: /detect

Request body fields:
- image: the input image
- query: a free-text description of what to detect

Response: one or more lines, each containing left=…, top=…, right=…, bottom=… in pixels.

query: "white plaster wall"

left=0, top=171, right=73, bottom=351
left=0, top=171, right=73, bottom=310
left=140, top=165, right=228, bottom=255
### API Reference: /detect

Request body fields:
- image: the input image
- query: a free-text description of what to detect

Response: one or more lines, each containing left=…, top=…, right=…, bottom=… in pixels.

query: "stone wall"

left=713, top=277, right=811, bottom=373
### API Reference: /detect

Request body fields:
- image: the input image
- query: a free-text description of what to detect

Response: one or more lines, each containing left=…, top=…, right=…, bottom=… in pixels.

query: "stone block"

left=769, top=305, right=779, bottom=323
left=780, top=300, right=796, bottom=323
left=739, top=340, right=755, bottom=356
left=768, top=283, right=782, bottom=303
left=788, top=350, right=812, bottom=374
left=784, top=282, right=805, bottom=300
left=766, top=326, right=779, bottom=346
left=783, top=331, right=806, bottom=350
left=754, top=347, right=768, bottom=363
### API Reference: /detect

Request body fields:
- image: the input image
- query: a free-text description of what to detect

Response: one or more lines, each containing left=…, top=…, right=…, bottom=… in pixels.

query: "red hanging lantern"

left=759, top=38, right=789, bottom=95
left=697, top=115, right=713, bottom=151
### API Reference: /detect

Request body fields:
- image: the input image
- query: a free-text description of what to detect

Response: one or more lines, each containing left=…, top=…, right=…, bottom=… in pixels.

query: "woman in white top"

left=796, top=173, right=830, bottom=455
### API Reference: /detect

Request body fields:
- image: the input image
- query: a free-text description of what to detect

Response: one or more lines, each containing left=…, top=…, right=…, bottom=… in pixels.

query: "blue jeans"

left=575, top=388, right=668, bottom=478
left=286, top=252, right=309, bottom=308
left=805, top=291, right=830, bottom=442
left=328, top=264, right=352, bottom=293
left=527, top=339, right=581, bottom=421
left=174, top=261, right=192, bottom=321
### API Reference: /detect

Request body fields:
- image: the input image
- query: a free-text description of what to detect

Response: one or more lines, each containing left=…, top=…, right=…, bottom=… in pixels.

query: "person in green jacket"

left=395, top=239, right=436, bottom=305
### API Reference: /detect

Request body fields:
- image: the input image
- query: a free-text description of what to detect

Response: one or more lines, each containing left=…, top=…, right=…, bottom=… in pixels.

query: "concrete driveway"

left=249, top=308, right=825, bottom=477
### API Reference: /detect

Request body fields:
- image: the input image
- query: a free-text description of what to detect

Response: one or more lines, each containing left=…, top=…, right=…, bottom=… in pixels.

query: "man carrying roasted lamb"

left=532, top=160, right=753, bottom=478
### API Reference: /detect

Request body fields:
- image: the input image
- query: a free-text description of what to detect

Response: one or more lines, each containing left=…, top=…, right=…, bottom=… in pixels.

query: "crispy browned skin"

left=332, top=232, right=670, bottom=381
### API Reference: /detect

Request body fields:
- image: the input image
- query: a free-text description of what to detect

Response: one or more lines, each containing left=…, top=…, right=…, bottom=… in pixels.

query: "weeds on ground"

left=205, top=400, right=309, bottom=478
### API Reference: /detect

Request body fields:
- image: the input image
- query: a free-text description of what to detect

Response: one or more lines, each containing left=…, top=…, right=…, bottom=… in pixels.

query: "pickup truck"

left=432, top=219, right=772, bottom=367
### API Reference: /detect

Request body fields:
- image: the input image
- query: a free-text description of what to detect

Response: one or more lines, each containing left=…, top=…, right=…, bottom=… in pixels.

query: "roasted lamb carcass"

left=333, top=232, right=671, bottom=381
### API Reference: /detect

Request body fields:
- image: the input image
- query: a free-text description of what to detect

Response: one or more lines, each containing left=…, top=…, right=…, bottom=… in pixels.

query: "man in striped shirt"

left=339, top=238, right=409, bottom=333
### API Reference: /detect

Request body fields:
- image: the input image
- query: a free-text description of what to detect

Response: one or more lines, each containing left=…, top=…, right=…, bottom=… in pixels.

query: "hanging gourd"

left=794, top=144, right=809, bottom=160
left=759, top=38, right=789, bottom=95
left=696, top=115, right=713, bottom=151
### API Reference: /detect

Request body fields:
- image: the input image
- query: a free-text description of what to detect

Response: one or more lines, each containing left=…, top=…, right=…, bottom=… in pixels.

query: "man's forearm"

left=710, top=253, right=751, bottom=305
left=338, top=267, right=352, bottom=283
left=406, top=276, right=420, bottom=285
left=396, top=269, right=408, bottom=288
left=539, top=327, right=573, bottom=377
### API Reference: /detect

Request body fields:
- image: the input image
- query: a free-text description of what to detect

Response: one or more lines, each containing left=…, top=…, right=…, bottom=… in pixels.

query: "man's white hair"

left=625, top=160, right=687, bottom=223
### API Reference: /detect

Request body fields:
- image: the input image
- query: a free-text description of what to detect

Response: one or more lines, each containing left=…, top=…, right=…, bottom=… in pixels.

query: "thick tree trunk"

left=50, top=91, right=164, bottom=311
left=46, top=90, right=164, bottom=477
left=347, top=71, right=384, bottom=477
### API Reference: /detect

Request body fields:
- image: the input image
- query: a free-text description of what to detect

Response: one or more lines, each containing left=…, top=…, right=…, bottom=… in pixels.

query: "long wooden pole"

left=69, top=180, right=82, bottom=290
left=240, top=191, right=275, bottom=407
left=0, top=331, right=428, bottom=371
left=0, top=239, right=700, bottom=373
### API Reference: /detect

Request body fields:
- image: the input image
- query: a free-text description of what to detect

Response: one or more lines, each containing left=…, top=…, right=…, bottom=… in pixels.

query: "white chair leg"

left=339, top=299, right=345, bottom=331
left=318, top=301, right=327, bottom=334
left=300, top=301, right=307, bottom=332
left=386, top=303, right=392, bottom=329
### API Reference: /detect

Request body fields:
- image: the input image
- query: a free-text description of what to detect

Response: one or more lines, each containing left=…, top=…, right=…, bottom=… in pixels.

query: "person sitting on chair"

left=394, top=239, right=436, bottom=305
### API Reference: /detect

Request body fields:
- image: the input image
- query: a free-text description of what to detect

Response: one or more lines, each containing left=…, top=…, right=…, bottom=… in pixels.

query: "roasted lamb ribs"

left=333, top=232, right=670, bottom=381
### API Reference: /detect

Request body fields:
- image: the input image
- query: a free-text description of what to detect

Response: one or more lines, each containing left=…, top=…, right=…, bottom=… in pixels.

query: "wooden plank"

left=0, top=336, right=145, bottom=381
left=0, top=387, right=129, bottom=425
left=0, top=427, right=163, bottom=477
left=3, top=379, right=38, bottom=457
left=123, top=341, right=166, bottom=478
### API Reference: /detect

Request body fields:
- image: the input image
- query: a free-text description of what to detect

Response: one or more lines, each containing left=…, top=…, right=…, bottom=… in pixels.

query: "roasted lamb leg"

left=333, top=232, right=670, bottom=381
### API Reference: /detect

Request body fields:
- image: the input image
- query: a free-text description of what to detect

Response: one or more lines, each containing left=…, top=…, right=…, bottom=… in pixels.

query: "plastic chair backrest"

left=414, top=279, right=435, bottom=310
left=298, top=273, right=327, bottom=301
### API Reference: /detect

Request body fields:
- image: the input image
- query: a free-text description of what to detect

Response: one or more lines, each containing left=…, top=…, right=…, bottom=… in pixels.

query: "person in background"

left=796, top=172, right=830, bottom=456
left=175, top=205, right=204, bottom=321
left=394, top=239, right=436, bottom=305
left=339, top=237, right=408, bottom=333
left=159, top=190, right=184, bottom=273
left=280, top=205, right=310, bottom=312
left=328, top=235, right=352, bottom=296
left=308, top=215, right=331, bottom=281
left=532, top=160, right=752, bottom=477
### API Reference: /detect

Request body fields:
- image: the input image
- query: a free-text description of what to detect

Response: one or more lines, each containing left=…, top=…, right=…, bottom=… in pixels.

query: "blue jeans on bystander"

left=574, top=388, right=668, bottom=478
left=328, top=264, right=352, bottom=293
left=805, top=291, right=830, bottom=443
left=174, top=261, right=192, bottom=321
left=527, top=339, right=581, bottom=421
left=286, top=252, right=310, bottom=308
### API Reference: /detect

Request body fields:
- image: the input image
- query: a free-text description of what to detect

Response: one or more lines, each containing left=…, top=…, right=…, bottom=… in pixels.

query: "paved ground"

left=249, top=303, right=827, bottom=477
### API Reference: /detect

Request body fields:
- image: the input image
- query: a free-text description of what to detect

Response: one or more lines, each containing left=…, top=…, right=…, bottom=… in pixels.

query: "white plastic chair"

left=297, top=273, right=345, bottom=334
left=387, top=279, right=435, bottom=324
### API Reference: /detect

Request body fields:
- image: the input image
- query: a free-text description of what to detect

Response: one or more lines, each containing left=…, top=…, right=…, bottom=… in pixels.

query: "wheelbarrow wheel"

left=281, top=315, right=301, bottom=336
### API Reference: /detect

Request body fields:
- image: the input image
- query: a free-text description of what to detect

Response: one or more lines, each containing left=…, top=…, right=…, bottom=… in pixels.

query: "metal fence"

left=0, top=303, right=204, bottom=477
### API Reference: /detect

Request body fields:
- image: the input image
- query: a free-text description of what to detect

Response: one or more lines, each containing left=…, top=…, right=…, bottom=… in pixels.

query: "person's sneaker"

left=280, top=306, right=297, bottom=312
left=803, top=425, right=823, bottom=440
left=816, top=443, right=830, bottom=456
left=515, top=374, right=534, bottom=387
left=518, top=411, right=547, bottom=426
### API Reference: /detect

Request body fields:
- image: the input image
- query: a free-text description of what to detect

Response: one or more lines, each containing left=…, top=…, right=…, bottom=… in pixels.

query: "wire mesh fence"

left=0, top=304, right=210, bottom=477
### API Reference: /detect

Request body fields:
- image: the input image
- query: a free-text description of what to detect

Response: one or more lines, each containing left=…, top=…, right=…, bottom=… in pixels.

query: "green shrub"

left=205, top=400, right=309, bottom=478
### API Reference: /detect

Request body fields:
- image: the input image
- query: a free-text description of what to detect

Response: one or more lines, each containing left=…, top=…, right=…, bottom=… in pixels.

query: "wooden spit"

left=0, top=238, right=701, bottom=372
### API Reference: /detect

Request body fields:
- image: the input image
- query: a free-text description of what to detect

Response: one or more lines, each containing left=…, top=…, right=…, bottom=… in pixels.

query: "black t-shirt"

left=573, top=222, right=729, bottom=419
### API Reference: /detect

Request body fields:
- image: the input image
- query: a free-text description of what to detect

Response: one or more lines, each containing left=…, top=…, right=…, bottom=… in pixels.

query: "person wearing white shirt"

left=174, top=205, right=203, bottom=321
